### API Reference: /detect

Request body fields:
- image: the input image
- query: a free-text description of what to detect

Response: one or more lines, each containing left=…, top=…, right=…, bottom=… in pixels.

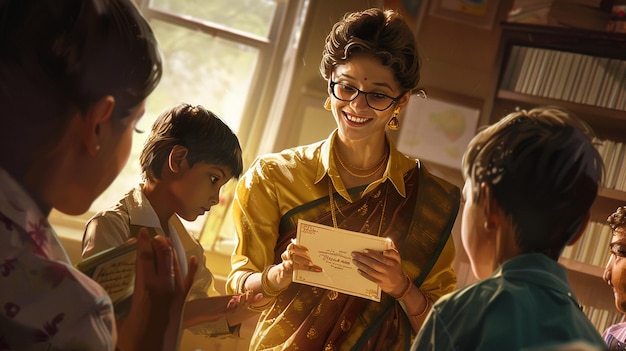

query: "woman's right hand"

left=274, top=239, right=322, bottom=289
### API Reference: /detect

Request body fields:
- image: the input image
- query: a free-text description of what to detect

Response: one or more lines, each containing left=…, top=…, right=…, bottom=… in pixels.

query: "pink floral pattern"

left=0, top=169, right=116, bottom=350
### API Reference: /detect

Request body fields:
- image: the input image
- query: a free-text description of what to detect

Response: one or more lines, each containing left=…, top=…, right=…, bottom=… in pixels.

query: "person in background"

left=0, top=0, right=196, bottom=350
left=82, top=103, right=263, bottom=339
left=226, top=8, right=459, bottom=350
left=412, top=107, right=607, bottom=350
left=603, top=205, right=626, bottom=350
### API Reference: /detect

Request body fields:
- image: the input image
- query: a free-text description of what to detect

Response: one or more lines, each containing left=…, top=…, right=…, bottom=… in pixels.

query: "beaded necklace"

left=334, top=148, right=387, bottom=178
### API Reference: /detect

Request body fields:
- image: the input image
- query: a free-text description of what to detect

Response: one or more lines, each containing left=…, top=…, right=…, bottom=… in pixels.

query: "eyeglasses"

left=329, top=81, right=404, bottom=111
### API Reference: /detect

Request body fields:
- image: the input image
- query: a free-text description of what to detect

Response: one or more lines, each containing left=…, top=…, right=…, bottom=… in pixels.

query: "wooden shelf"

left=494, top=90, right=626, bottom=141
left=592, top=189, right=626, bottom=223
left=566, top=264, right=615, bottom=311
left=496, top=90, right=626, bottom=123
left=498, top=22, right=626, bottom=60
left=559, top=257, right=604, bottom=278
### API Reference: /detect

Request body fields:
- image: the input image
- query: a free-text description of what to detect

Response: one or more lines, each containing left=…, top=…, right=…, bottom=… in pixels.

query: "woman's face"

left=605, top=227, right=626, bottom=313
left=329, top=54, right=407, bottom=142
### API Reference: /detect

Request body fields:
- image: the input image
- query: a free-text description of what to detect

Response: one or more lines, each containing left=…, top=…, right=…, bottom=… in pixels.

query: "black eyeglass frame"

left=329, top=81, right=405, bottom=111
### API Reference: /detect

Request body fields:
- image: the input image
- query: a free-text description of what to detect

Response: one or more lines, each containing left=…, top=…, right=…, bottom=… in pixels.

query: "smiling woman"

left=225, top=8, right=460, bottom=351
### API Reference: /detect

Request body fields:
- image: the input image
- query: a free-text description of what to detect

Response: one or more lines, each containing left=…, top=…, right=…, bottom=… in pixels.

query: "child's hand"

left=226, top=290, right=264, bottom=326
left=226, top=290, right=263, bottom=310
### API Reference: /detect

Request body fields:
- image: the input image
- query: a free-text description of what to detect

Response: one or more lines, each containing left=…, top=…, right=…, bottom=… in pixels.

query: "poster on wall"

left=397, top=94, right=480, bottom=170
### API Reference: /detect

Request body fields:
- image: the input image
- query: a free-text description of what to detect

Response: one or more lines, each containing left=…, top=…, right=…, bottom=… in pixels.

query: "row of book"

left=561, top=220, right=612, bottom=268
left=583, top=304, right=624, bottom=334
left=501, top=45, right=626, bottom=110
left=596, top=138, right=626, bottom=191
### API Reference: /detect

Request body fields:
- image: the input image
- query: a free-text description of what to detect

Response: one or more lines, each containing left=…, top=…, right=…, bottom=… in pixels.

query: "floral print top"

left=0, top=168, right=116, bottom=350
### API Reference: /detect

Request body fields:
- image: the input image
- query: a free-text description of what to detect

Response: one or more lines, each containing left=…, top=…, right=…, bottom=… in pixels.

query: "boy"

left=82, top=103, right=260, bottom=338
left=412, top=107, right=607, bottom=350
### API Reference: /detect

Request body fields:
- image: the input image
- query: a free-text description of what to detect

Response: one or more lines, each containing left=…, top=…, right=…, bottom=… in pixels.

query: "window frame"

left=50, top=0, right=307, bottom=264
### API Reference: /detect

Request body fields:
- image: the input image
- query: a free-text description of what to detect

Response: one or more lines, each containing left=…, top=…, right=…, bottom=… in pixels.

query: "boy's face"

left=605, top=227, right=626, bottom=313
left=170, top=161, right=232, bottom=222
left=461, top=180, right=496, bottom=280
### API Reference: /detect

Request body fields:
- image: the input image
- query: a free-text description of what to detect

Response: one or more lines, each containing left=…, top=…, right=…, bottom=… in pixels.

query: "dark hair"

left=140, top=103, right=243, bottom=182
left=608, top=206, right=626, bottom=231
left=462, top=107, right=604, bottom=259
left=0, top=0, right=162, bottom=156
left=319, top=8, right=420, bottom=93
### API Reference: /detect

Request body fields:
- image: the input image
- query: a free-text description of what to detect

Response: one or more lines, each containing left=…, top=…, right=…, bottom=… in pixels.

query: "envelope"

left=293, top=219, right=392, bottom=301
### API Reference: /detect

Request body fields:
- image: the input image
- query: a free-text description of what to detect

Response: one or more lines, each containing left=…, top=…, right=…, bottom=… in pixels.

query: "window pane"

left=146, top=19, right=258, bottom=132
left=149, top=0, right=278, bottom=38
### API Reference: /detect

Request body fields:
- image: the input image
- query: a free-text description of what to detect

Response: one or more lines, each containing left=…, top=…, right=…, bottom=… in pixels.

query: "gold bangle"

left=238, top=271, right=255, bottom=294
left=390, top=275, right=412, bottom=300
left=261, top=265, right=287, bottom=297
left=412, top=291, right=431, bottom=319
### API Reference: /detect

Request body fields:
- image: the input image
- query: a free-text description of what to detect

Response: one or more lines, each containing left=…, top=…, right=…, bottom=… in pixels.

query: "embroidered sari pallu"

left=250, top=165, right=459, bottom=351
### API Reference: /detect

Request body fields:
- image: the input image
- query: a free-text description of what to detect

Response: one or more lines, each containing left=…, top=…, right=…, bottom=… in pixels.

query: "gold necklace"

left=334, top=148, right=387, bottom=178
left=328, top=179, right=388, bottom=236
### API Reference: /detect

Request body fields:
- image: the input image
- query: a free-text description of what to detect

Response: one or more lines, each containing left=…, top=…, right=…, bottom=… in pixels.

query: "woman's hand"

left=351, top=240, right=408, bottom=297
left=271, top=239, right=322, bottom=291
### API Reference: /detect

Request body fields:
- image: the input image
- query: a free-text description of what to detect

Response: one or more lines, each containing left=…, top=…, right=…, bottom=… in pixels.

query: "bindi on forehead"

left=363, top=77, right=367, bottom=81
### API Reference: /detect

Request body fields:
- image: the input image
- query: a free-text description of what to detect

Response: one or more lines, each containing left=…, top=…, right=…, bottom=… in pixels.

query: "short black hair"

left=140, top=103, right=243, bottom=181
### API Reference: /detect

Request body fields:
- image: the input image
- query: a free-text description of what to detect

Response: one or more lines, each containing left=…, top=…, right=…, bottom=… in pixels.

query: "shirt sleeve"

left=226, top=158, right=281, bottom=294
left=419, top=236, right=456, bottom=302
left=82, top=211, right=131, bottom=259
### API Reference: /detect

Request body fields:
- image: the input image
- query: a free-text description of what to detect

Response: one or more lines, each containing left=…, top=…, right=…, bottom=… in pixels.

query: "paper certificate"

left=293, top=219, right=392, bottom=302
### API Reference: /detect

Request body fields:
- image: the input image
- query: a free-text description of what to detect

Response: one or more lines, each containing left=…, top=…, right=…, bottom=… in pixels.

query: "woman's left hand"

left=351, top=240, right=407, bottom=297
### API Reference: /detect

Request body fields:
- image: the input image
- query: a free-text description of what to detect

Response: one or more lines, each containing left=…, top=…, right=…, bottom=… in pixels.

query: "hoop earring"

left=388, top=107, right=401, bottom=130
left=324, top=97, right=331, bottom=111
left=387, top=116, right=399, bottom=130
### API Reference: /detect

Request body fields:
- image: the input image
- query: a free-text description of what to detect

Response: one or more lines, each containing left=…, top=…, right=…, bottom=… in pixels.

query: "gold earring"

left=388, top=107, right=401, bottom=130
left=324, top=97, right=331, bottom=111
left=387, top=116, right=399, bottom=130
left=95, top=145, right=101, bottom=152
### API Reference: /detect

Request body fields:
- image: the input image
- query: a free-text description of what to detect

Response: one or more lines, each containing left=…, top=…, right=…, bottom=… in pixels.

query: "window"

left=50, top=0, right=307, bottom=267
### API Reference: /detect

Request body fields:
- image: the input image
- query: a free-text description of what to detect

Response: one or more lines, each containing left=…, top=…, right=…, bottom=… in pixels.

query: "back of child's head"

left=140, top=103, right=243, bottom=182
left=462, top=106, right=603, bottom=259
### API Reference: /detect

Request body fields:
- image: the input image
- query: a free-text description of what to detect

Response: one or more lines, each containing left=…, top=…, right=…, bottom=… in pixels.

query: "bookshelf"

left=488, top=21, right=626, bottom=332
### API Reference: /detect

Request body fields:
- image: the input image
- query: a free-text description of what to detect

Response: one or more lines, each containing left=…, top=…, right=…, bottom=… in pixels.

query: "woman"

left=603, top=206, right=626, bottom=350
left=226, top=8, right=459, bottom=350
left=0, top=1, right=194, bottom=350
